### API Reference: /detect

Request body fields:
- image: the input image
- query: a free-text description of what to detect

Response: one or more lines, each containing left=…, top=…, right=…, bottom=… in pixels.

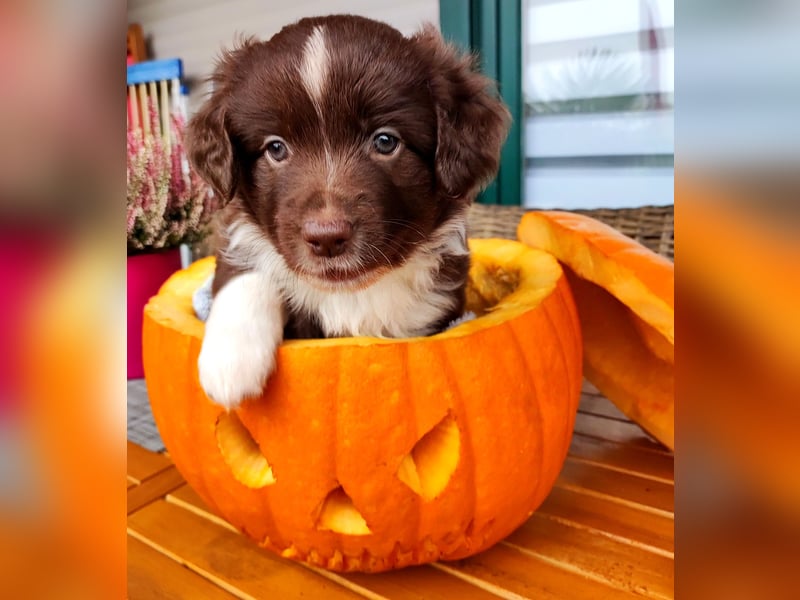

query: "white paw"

left=198, top=334, right=277, bottom=410
left=197, top=272, right=285, bottom=410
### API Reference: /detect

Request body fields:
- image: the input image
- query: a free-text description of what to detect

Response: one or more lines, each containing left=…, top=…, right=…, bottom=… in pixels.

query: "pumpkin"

left=517, top=211, right=674, bottom=450
left=143, top=239, right=582, bottom=572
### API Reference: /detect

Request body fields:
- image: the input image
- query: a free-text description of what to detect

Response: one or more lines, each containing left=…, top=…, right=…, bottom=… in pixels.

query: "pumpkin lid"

left=517, top=211, right=674, bottom=344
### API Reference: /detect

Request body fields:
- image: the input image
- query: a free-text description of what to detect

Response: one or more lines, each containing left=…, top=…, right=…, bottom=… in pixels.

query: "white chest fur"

left=223, top=217, right=467, bottom=338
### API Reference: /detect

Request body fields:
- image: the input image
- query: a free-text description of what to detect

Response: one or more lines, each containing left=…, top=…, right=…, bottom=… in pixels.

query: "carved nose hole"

left=215, top=412, right=276, bottom=488
left=397, top=412, right=460, bottom=501
left=315, top=486, right=371, bottom=535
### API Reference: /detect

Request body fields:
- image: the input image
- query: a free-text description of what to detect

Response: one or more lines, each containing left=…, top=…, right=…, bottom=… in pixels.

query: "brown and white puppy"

left=187, top=15, right=509, bottom=409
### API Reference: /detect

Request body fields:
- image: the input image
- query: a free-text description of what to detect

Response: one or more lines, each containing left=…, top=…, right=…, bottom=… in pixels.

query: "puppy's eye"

left=372, top=132, right=399, bottom=155
left=264, top=137, right=289, bottom=162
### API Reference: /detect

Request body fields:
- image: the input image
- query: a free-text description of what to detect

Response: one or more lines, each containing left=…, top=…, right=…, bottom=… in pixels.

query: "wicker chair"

left=468, top=203, right=674, bottom=259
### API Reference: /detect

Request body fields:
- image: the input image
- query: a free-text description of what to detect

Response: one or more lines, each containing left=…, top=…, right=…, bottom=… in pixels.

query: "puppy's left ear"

left=186, top=37, right=259, bottom=204
left=186, top=98, right=237, bottom=204
left=412, top=25, right=511, bottom=201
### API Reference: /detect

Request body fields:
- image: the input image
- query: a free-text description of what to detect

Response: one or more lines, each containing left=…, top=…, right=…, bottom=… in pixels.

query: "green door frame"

left=439, top=0, right=523, bottom=206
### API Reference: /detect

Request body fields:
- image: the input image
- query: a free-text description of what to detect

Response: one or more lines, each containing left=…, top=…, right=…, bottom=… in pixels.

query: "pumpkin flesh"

left=143, top=239, right=582, bottom=571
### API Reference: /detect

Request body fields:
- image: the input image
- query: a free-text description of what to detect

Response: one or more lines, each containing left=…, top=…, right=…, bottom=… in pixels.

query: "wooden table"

left=127, top=382, right=674, bottom=599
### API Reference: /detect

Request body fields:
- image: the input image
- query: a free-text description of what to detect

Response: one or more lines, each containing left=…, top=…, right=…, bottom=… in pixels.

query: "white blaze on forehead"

left=300, top=26, right=329, bottom=105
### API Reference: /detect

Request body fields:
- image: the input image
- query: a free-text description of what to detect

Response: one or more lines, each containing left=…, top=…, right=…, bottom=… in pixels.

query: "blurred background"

left=0, top=0, right=798, bottom=597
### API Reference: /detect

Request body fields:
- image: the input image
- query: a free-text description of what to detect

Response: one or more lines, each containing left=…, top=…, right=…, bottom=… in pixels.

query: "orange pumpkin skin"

left=518, top=211, right=674, bottom=449
left=143, top=239, right=582, bottom=572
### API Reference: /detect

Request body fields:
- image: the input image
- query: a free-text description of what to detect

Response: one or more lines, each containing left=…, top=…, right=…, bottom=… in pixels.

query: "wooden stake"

left=138, top=84, right=150, bottom=137
left=129, top=85, right=139, bottom=132
left=160, top=78, right=171, bottom=153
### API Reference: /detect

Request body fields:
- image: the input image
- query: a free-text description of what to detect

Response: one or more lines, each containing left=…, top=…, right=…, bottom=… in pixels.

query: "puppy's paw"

left=198, top=333, right=277, bottom=410
left=197, top=272, right=285, bottom=410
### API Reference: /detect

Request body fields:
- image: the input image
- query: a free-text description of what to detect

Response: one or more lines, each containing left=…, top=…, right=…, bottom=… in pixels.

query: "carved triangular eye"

left=315, top=487, right=371, bottom=535
left=397, top=413, right=460, bottom=500
left=215, top=412, right=276, bottom=488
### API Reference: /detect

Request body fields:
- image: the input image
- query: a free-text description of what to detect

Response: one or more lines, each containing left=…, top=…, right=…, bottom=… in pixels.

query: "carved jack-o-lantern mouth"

left=315, top=486, right=371, bottom=535
left=144, top=239, right=583, bottom=572
left=216, top=409, right=462, bottom=534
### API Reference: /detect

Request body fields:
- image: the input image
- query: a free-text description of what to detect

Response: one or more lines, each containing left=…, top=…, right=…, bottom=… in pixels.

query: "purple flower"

left=127, top=98, right=220, bottom=252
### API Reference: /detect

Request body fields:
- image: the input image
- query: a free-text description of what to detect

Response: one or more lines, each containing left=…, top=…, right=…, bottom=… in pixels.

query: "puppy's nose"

left=301, top=219, right=353, bottom=258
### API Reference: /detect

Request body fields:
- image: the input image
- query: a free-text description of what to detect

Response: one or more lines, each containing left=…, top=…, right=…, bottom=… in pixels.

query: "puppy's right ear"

left=187, top=37, right=260, bottom=204
left=186, top=96, right=237, bottom=204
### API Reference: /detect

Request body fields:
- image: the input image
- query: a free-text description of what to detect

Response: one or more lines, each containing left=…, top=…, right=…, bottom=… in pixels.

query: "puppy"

left=187, top=15, right=509, bottom=409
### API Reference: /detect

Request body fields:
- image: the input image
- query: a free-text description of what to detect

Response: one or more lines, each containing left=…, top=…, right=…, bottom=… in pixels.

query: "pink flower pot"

left=0, top=231, right=61, bottom=413
left=127, top=248, right=182, bottom=379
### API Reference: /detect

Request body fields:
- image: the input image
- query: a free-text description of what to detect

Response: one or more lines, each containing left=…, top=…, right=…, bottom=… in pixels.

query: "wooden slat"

left=505, top=515, right=673, bottom=599
left=128, top=476, right=137, bottom=490
left=538, top=486, right=674, bottom=554
left=166, top=485, right=237, bottom=532
left=568, top=435, right=674, bottom=483
left=557, top=460, right=674, bottom=515
left=345, top=567, right=501, bottom=600
left=128, top=85, right=139, bottom=131
left=128, top=535, right=237, bottom=599
left=167, top=483, right=212, bottom=512
left=438, top=543, right=639, bottom=600
left=167, top=484, right=501, bottom=599
left=128, top=467, right=186, bottom=515
left=573, top=413, right=670, bottom=454
left=138, top=84, right=150, bottom=135
left=128, top=441, right=172, bottom=483
left=128, top=500, right=368, bottom=599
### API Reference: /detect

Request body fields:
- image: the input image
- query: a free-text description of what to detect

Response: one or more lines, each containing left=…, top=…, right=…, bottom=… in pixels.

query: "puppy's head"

left=188, top=15, right=509, bottom=287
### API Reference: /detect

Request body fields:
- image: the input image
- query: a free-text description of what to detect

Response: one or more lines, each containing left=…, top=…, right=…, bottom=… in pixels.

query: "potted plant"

left=127, top=103, right=218, bottom=378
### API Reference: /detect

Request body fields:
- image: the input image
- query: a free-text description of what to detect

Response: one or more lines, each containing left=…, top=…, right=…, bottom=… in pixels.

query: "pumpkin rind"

left=518, top=211, right=674, bottom=449
left=143, top=239, right=582, bottom=572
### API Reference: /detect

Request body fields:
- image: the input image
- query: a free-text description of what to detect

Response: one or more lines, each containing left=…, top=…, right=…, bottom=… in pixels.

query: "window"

left=523, top=0, right=674, bottom=208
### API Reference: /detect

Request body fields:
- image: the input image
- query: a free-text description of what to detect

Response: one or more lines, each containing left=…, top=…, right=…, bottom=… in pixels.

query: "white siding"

left=524, top=167, right=674, bottom=210
left=127, top=0, right=440, bottom=114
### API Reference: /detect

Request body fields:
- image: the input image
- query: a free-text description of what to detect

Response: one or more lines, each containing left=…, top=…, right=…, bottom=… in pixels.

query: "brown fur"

left=187, top=15, right=509, bottom=338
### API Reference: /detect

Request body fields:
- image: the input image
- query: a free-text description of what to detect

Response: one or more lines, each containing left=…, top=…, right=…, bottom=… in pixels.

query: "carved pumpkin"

left=142, top=239, right=582, bottom=572
left=518, top=211, right=674, bottom=449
